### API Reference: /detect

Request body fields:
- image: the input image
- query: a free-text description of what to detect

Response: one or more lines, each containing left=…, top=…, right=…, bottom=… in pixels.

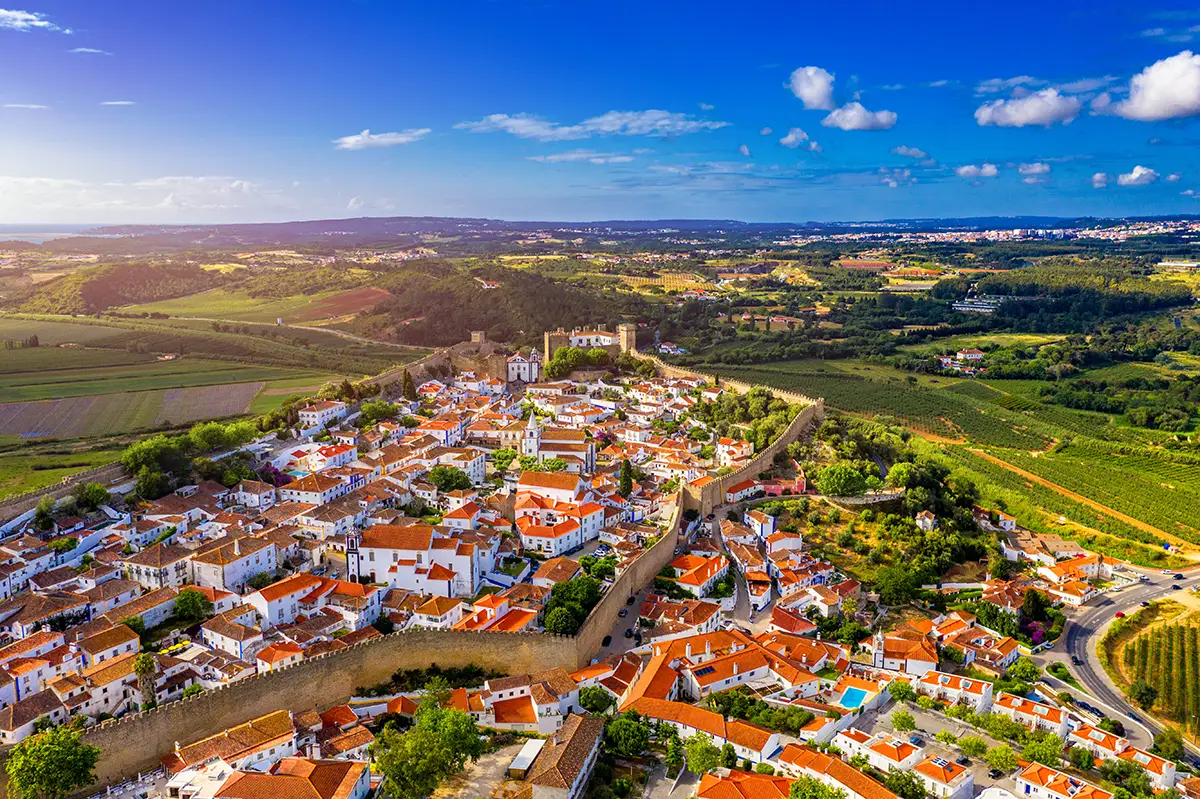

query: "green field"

left=0, top=445, right=124, bottom=500
left=710, top=357, right=1197, bottom=567
left=897, top=333, right=1066, bottom=355
left=122, top=288, right=340, bottom=323
left=0, top=317, right=129, bottom=346
left=0, top=354, right=334, bottom=402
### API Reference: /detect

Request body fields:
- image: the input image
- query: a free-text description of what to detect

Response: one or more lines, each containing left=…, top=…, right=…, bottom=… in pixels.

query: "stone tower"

left=618, top=323, right=638, bottom=354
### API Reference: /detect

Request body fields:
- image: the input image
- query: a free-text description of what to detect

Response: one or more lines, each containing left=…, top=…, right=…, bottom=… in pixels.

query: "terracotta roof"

left=217, top=758, right=366, bottom=799
left=524, top=715, right=605, bottom=788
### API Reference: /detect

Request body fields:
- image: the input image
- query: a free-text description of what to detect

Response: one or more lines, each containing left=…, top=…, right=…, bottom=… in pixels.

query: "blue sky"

left=3, top=0, right=1200, bottom=224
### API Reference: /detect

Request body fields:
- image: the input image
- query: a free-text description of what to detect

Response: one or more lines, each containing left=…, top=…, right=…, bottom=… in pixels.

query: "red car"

left=1115, top=611, right=1126, bottom=618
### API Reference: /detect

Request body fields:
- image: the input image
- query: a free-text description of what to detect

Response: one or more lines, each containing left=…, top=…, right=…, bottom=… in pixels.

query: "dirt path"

left=967, top=448, right=1195, bottom=551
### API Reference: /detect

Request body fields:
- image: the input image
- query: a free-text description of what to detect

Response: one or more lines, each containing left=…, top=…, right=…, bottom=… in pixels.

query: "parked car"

left=624, top=628, right=634, bottom=639
left=955, top=756, right=970, bottom=766
left=1141, top=601, right=1151, bottom=607
left=1115, top=611, right=1125, bottom=618
left=987, top=769, right=1004, bottom=779
left=626, top=595, right=637, bottom=606
left=618, top=609, right=628, bottom=618
left=908, top=735, right=922, bottom=746
left=602, top=635, right=612, bottom=647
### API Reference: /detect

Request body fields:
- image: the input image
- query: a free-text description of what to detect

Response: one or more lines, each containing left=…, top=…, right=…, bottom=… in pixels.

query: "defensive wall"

left=68, top=628, right=577, bottom=788
left=0, top=462, right=126, bottom=526
left=633, top=353, right=825, bottom=515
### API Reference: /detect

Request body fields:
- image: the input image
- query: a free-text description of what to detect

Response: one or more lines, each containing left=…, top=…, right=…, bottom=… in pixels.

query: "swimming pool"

left=837, top=687, right=869, bottom=709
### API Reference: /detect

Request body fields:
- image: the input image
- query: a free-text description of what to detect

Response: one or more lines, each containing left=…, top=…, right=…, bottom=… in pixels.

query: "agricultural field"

left=119, top=286, right=384, bottom=324
left=0, top=317, right=129, bottom=346
left=1, top=313, right=421, bottom=375
left=0, top=381, right=269, bottom=438
left=1121, top=617, right=1200, bottom=741
left=898, top=333, right=1066, bottom=355
left=0, top=353, right=332, bottom=402
left=712, top=357, right=1198, bottom=567
left=0, top=443, right=124, bottom=500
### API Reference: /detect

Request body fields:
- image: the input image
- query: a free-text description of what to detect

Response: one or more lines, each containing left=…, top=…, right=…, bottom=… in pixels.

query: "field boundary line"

left=967, top=448, right=1188, bottom=549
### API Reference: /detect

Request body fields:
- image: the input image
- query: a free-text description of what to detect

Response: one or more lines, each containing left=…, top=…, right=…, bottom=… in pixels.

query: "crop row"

left=1124, top=624, right=1200, bottom=732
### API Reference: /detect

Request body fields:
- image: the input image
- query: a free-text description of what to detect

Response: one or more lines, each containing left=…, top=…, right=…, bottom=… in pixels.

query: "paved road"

left=1044, top=568, right=1200, bottom=755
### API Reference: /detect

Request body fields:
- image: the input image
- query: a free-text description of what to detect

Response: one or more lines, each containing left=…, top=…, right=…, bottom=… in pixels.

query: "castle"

left=543, top=323, right=638, bottom=361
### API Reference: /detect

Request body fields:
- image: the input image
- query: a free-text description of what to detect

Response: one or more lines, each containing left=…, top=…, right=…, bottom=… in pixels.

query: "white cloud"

left=1053, top=76, right=1117, bottom=94
left=346, top=196, right=364, bottom=211
left=1091, top=172, right=1110, bottom=189
left=787, top=66, right=836, bottom=110
left=100, top=100, right=134, bottom=106
left=1142, top=27, right=1168, bottom=37
left=455, top=110, right=728, bottom=141
left=1110, top=51, right=1200, bottom=121
left=1168, top=172, right=1183, bottom=181
left=821, top=102, right=897, bottom=131
left=0, top=8, right=61, bottom=31
left=3, top=103, right=47, bottom=109
left=974, top=89, right=1080, bottom=127
left=699, top=102, right=715, bottom=111
left=1184, top=189, right=1197, bottom=197
left=1117, top=165, right=1159, bottom=186
left=928, top=79, right=950, bottom=88
left=878, top=167, right=914, bottom=188
left=69, top=47, right=109, bottom=55
left=759, top=127, right=773, bottom=135
left=955, top=163, right=999, bottom=179
left=738, top=144, right=751, bottom=157
left=527, top=149, right=635, bottom=164
left=892, top=145, right=927, bottom=159
left=1018, top=162, right=1051, bottom=175
left=975, top=76, right=1044, bottom=95
left=779, top=128, right=809, bottom=148
left=333, top=128, right=431, bottom=150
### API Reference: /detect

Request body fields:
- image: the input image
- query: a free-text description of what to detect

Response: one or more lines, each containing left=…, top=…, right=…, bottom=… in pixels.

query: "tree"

left=6, top=725, right=101, bottom=799
left=359, top=400, right=399, bottom=425
left=888, top=680, right=915, bottom=703
left=174, top=588, right=214, bottom=622
left=133, top=653, right=156, bottom=707
left=33, top=495, right=55, bottom=531
left=1022, top=736, right=1063, bottom=767
left=666, top=736, right=684, bottom=773
left=492, top=448, right=517, bottom=473
left=788, top=776, right=846, bottom=799
left=427, top=465, right=473, bottom=492
left=580, top=686, right=614, bottom=715
left=960, top=736, right=987, bottom=757
left=985, top=744, right=1018, bottom=773
left=935, top=730, right=957, bottom=746
left=874, top=566, right=918, bottom=605
left=544, top=607, right=579, bottom=636
left=1068, top=745, right=1096, bottom=771
left=886, top=462, right=918, bottom=489
left=891, top=708, right=916, bottom=732
left=73, top=482, right=110, bottom=511
left=182, top=684, right=204, bottom=699
left=619, top=460, right=633, bottom=498
left=605, top=716, right=650, bottom=759
left=916, top=695, right=935, bottom=711
left=1006, top=657, right=1041, bottom=683
left=1129, top=680, right=1159, bottom=711
left=371, top=684, right=484, bottom=799
left=884, top=770, right=926, bottom=799
left=1153, top=727, right=1185, bottom=760
left=817, top=463, right=866, bottom=497
left=684, top=732, right=722, bottom=774
left=1021, top=588, right=1051, bottom=623
left=401, top=370, right=418, bottom=402
left=721, top=742, right=737, bottom=768
left=248, top=572, right=277, bottom=591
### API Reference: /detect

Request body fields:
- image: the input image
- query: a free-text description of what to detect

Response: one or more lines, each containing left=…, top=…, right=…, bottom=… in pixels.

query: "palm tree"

left=132, top=653, right=156, bottom=709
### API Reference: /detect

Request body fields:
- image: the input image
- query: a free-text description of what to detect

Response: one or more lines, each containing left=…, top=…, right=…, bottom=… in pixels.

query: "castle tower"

left=618, top=322, right=638, bottom=354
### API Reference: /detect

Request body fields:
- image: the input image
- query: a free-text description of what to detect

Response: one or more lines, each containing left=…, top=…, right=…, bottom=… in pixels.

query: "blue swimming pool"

left=838, top=687, right=869, bottom=709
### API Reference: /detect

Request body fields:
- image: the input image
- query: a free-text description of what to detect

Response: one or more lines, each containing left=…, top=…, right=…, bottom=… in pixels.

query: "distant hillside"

left=352, top=262, right=647, bottom=347
left=13, top=262, right=231, bottom=314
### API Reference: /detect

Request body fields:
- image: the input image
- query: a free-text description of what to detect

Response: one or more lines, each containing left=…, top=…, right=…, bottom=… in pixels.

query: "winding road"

left=1038, top=568, right=1200, bottom=757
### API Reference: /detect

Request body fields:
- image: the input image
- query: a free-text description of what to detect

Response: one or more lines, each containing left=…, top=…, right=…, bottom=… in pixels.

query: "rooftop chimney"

left=234, top=538, right=241, bottom=556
